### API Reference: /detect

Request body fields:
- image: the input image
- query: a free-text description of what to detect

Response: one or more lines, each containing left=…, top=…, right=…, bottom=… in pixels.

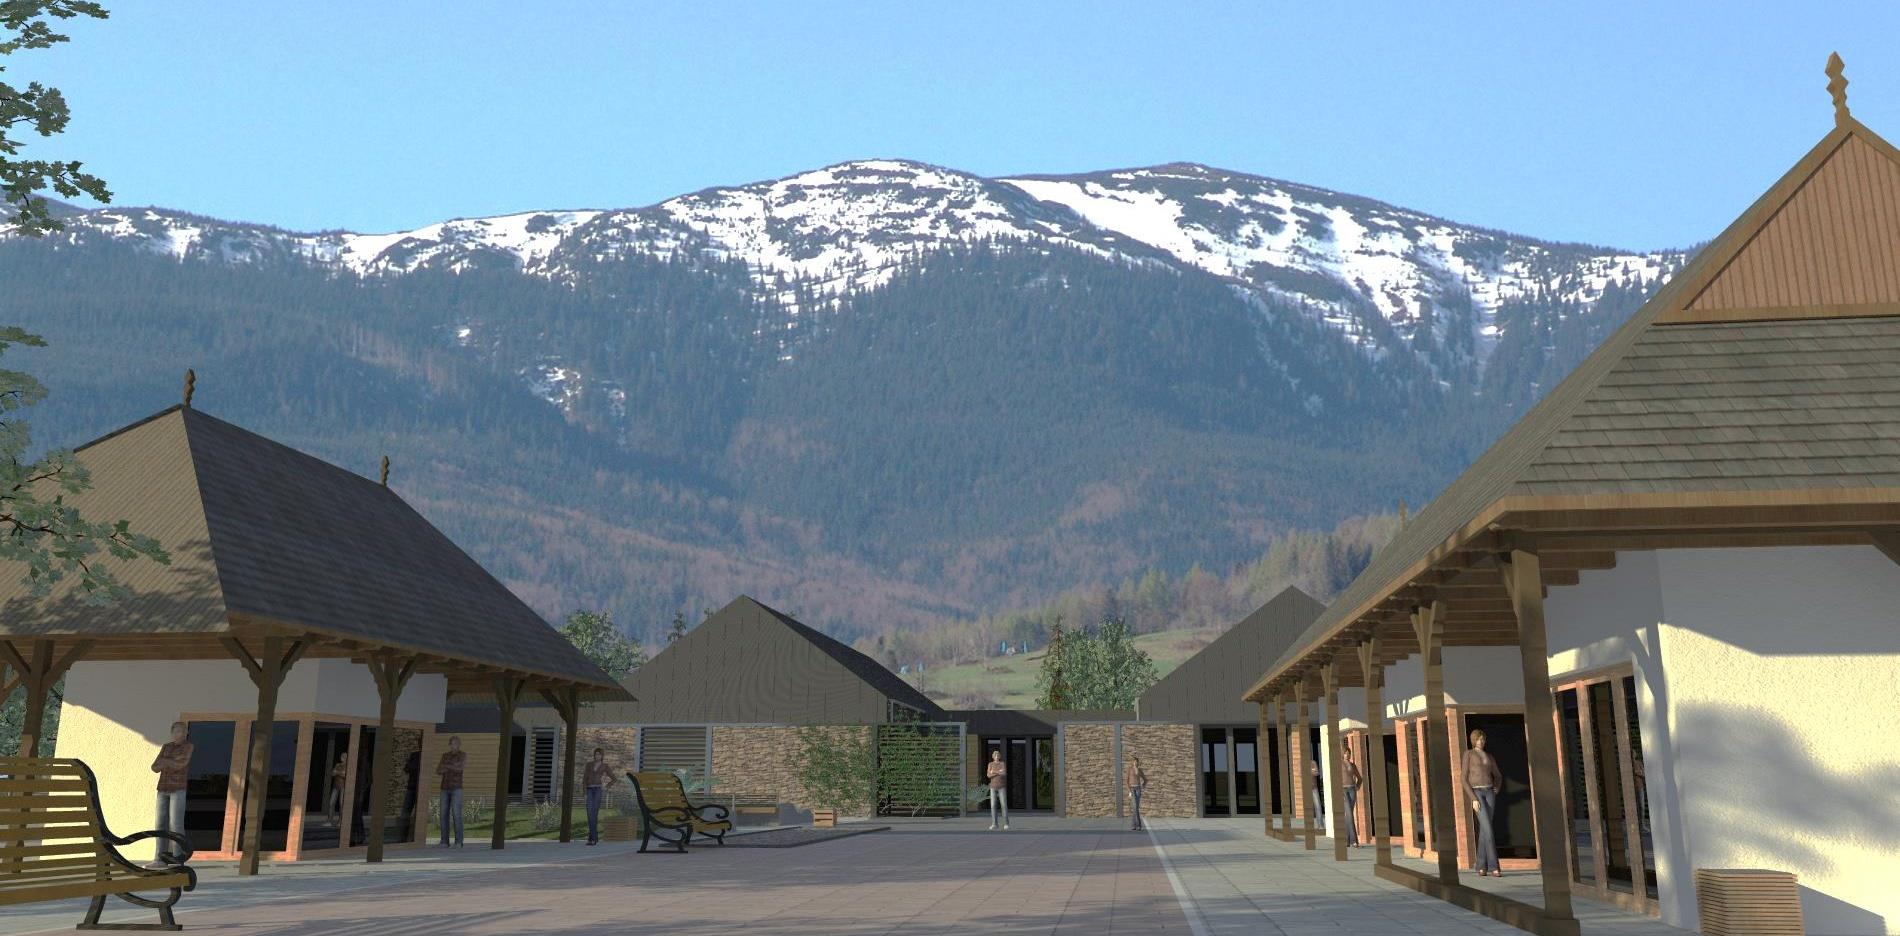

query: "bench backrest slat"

left=0, top=758, right=111, bottom=872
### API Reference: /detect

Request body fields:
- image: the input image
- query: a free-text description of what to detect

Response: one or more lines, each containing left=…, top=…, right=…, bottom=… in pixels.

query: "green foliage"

left=0, top=677, right=58, bottom=755
left=873, top=723, right=961, bottom=816
left=794, top=727, right=874, bottom=814
left=0, top=327, right=168, bottom=601
left=1, top=1, right=110, bottom=235
left=556, top=609, right=645, bottom=681
left=666, top=611, right=687, bottom=643
left=1061, top=617, right=1158, bottom=711
left=1035, top=616, right=1071, bottom=710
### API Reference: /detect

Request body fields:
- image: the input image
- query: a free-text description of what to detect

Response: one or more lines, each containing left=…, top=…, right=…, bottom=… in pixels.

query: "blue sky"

left=25, top=2, right=1900, bottom=249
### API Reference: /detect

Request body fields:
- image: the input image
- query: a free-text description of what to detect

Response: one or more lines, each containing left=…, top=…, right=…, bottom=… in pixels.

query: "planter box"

left=812, top=809, right=838, bottom=828
left=600, top=816, right=640, bottom=842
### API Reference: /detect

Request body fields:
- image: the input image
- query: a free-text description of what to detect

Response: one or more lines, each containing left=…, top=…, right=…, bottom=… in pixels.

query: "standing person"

left=1341, top=738, right=1364, bottom=848
left=150, top=722, right=193, bottom=863
left=1465, top=728, right=1504, bottom=877
left=436, top=736, right=466, bottom=848
left=1308, top=753, right=1324, bottom=828
left=583, top=747, right=617, bottom=845
left=986, top=750, right=1008, bottom=830
left=1124, top=755, right=1148, bottom=832
left=325, top=751, right=347, bottom=828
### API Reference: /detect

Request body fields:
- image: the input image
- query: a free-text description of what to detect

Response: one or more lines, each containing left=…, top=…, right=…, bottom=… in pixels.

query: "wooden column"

left=1357, top=636, right=1393, bottom=868
left=1257, top=699, right=1273, bottom=838
left=1321, top=658, right=1348, bottom=861
left=1276, top=693, right=1294, bottom=841
left=490, top=675, right=527, bottom=850
left=1501, top=549, right=1578, bottom=924
left=1410, top=601, right=1459, bottom=885
left=363, top=651, right=421, bottom=862
left=1, top=639, right=93, bottom=757
left=223, top=635, right=309, bottom=877
left=538, top=685, right=581, bottom=844
left=1297, top=678, right=1317, bottom=851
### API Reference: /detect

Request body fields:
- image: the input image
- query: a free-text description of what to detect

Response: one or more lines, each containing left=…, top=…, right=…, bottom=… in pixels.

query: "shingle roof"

left=751, top=598, right=946, bottom=718
left=1138, top=587, right=1322, bottom=722
left=0, top=405, right=621, bottom=691
left=1248, top=113, right=1900, bottom=699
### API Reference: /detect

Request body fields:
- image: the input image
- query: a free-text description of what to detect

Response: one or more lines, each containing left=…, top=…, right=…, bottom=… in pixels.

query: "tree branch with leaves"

left=1, top=0, right=110, bottom=235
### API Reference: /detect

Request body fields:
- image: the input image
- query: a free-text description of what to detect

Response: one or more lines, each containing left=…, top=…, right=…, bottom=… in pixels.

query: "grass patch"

left=907, top=627, right=1214, bottom=709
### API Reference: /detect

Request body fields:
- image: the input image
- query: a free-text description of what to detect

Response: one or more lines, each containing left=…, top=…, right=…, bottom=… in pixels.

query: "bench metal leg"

left=75, top=890, right=183, bottom=931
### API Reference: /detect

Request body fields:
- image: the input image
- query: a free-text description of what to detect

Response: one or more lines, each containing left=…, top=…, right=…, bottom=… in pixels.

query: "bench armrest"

left=104, top=829, right=197, bottom=891
left=644, top=805, right=693, bottom=828
left=691, top=802, right=730, bottom=822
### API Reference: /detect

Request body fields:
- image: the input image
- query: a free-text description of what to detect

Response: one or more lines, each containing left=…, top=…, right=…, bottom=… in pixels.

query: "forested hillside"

left=0, top=162, right=1676, bottom=645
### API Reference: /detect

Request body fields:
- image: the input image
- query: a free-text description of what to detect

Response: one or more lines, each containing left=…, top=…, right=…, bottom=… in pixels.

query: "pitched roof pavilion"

left=1246, top=59, right=1900, bottom=704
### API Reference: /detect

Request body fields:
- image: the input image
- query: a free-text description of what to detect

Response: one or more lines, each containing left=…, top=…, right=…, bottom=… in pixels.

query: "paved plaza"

left=0, top=816, right=1690, bottom=935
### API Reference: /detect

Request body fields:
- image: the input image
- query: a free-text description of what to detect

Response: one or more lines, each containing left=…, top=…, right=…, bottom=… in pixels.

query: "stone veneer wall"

left=573, top=725, right=639, bottom=802
left=710, top=725, right=874, bottom=817
left=1120, top=723, right=1197, bottom=818
left=1060, top=724, right=1119, bottom=817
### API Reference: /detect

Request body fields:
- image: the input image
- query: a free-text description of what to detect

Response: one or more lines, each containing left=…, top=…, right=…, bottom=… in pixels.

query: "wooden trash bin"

left=1694, top=868, right=1803, bottom=936
left=812, top=808, right=838, bottom=828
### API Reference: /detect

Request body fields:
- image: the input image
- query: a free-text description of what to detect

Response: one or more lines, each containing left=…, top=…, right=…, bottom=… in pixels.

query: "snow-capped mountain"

left=12, top=158, right=1683, bottom=378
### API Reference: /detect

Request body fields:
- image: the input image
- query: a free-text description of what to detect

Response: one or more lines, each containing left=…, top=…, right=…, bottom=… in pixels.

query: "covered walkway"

left=1148, top=818, right=1689, bottom=936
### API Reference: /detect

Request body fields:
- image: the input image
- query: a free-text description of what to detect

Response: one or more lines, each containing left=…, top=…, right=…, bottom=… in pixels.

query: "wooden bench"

left=0, top=756, right=196, bottom=930
left=626, top=772, right=731, bottom=853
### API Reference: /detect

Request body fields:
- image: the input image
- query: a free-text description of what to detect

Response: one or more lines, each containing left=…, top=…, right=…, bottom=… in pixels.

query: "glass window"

left=1622, top=676, right=1657, bottom=900
left=301, top=722, right=352, bottom=851
left=181, top=720, right=237, bottom=853
left=236, top=721, right=300, bottom=853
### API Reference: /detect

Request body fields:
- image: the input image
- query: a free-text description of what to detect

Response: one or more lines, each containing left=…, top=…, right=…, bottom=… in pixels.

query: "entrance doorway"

left=1199, top=726, right=1260, bottom=816
left=1463, top=712, right=1536, bottom=859
left=984, top=737, right=1052, bottom=810
left=1554, top=669, right=1658, bottom=912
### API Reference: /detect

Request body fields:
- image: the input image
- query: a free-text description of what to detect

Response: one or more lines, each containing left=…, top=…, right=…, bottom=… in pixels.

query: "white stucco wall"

left=1650, top=546, right=1900, bottom=936
left=55, top=658, right=446, bottom=860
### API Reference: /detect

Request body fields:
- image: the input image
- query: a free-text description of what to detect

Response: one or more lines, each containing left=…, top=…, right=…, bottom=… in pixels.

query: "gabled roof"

left=609, top=595, right=946, bottom=724
left=1139, top=586, right=1322, bottom=722
left=1248, top=92, right=1900, bottom=701
left=0, top=405, right=622, bottom=693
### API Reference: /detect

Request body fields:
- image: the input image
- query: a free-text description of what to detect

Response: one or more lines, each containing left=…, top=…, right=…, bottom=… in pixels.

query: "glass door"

left=1034, top=739, right=1055, bottom=810
left=1006, top=738, right=1030, bottom=811
left=301, top=722, right=352, bottom=851
left=181, top=720, right=237, bottom=854
left=1233, top=728, right=1260, bottom=815
left=1200, top=727, right=1231, bottom=815
left=1554, top=668, right=1657, bottom=912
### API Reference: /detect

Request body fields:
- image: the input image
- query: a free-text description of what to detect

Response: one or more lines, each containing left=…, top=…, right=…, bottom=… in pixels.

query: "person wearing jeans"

left=436, top=736, right=466, bottom=847
left=1341, top=740, right=1363, bottom=848
left=582, top=748, right=616, bottom=845
left=1124, top=756, right=1148, bottom=831
left=1465, top=728, right=1504, bottom=876
left=150, top=722, right=193, bottom=863
left=986, top=750, right=1008, bottom=830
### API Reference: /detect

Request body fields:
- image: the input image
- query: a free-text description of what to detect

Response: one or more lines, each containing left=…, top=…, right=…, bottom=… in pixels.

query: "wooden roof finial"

left=379, top=455, right=390, bottom=487
left=1827, top=52, right=1851, bottom=127
left=182, top=369, right=196, bottom=408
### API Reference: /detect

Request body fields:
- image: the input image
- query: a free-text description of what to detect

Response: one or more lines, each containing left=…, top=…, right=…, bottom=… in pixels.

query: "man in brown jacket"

left=150, top=722, right=193, bottom=862
left=436, top=736, right=466, bottom=847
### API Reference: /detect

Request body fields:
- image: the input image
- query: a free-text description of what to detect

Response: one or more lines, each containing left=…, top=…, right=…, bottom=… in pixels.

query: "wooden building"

left=0, top=400, right=627, bottom=871
left=1244, top=57, right=1900, bottom=936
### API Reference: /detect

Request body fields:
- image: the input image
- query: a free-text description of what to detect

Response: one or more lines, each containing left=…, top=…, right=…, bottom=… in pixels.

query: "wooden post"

left=1276, top=693, right=1294, bottom=841
left=363, top=651, right=421, bottom=862
left=2, top=639, right=93, bottom=757
left=1357, top=636, right=1393, bottom=868
left=223, top=635, right=309, bottom=877
left=1410, top=601, right=1459, bottom=885
left=490, top=675, right=527, bottom=850
left=1502, top=550, right=1578, bottom=925
left=1297, top=679, right=1316, bottom=851
left=1321, top=658, right=1348, bottom=861
left=538, top=685, right=581, bottom=844
left=1257, top=699, right=1273, bottom=838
